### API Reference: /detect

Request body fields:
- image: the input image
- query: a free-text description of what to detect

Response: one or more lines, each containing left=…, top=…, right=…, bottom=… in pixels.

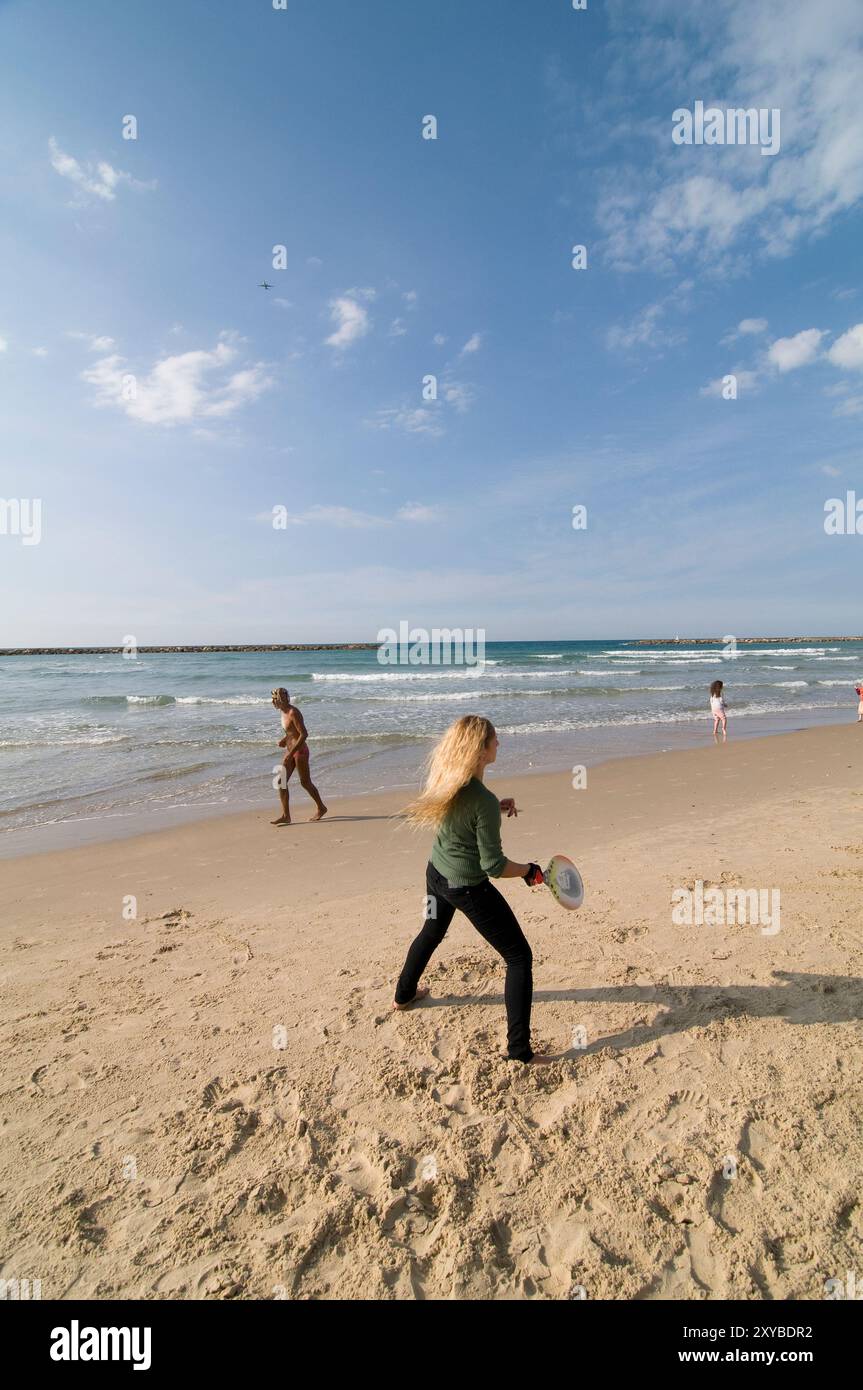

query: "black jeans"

left=395, top=862, right=534, bottom=1062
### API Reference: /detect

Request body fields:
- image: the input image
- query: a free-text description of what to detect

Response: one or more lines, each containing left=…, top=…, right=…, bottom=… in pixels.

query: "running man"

left=270, top=687, right=328, bottom=825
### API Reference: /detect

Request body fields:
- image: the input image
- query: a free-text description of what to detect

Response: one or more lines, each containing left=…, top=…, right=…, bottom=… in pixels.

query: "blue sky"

left=1, top=0, right=861, bottom=644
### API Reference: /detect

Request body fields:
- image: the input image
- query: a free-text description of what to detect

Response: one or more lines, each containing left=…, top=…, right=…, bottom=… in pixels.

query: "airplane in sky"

left=259, top=280, right=272, bottom=290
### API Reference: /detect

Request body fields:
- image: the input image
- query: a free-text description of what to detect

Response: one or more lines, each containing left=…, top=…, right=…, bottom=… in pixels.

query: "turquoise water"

left=1, top=639, right=860, bottom=852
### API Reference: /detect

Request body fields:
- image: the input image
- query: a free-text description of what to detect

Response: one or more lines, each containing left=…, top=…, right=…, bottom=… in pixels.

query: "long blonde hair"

left=406, top=715, right=495, bottom=829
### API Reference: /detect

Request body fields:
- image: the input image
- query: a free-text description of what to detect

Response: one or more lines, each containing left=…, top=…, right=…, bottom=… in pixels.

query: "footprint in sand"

left=430, top=1033, right=459, bottom=1064
left=438, top=1081, right=471, bottom=1115
left=622, top=1087, right=711, bottom=1162
left=334, top=1150, right=385, bottom=1196
left=30, top=1054, right=90, bottom=1097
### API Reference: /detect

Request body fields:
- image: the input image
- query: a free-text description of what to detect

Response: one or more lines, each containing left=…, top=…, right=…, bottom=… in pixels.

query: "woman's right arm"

left=476, top=799, right=536, bottom=882
left=498, top=859, right=534, bottom=878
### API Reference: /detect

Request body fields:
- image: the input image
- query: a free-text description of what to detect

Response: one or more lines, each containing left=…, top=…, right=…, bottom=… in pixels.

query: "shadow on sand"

left=416, top=971, right=863, bottom=1057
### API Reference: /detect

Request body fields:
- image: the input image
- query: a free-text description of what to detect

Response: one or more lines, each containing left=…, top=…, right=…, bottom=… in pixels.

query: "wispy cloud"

left=595, top=0, right=863, bottom=274
left=325, top=294, right=372, bottom=349
left=82, top=332, right=273, bottom=426
left=396, top=502, right=441, bottom=522
left=460, top=332, right=482, bottom=355
left=49, top=136, right=156, bottom=206
left=440, top=378, right=475, bottom=413
left=255, top=502, right=440, bottom=528
left=367, top=406, right=444, bottom=436
left=606, top=289, right=690, bottom=355
left=68, top=331, right=116, bottom=352
left=721, top=316, right=768, bottom=344
left=700, top=368, right=760, bottom=396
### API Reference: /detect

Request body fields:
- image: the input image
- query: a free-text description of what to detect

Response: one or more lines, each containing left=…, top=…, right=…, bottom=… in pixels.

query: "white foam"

left=311, top=668, right=564, bottom=682
left=175, top=696, right=267, bottom=705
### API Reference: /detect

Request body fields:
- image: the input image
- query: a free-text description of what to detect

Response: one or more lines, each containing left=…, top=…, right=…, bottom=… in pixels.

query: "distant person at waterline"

left=710, top=679, right=728, bottom=742
left=393, top=715, right=554, bottom=1066
left=271, top=687, right=328, bottom=825
left=856, top=681, right=863, bottom=723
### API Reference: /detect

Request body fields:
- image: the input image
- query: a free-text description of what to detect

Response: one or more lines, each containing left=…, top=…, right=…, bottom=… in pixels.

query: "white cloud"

left=460, top=332, right=482, bottom=355
left=821, top=463, right=842, bottom=476
left=441, top=379, right=475, bottom=413
left=81, top=333, right=273, bottom=426
left=389, top=318, right=407, bottom=337
left=271, top=505, right=385, bottom=529
left=766, top=328, right=824, bottom=372
left=32, top=346, right=49, bottom=357
left=67, top=331, right=117, bottom=352
left=433, top=333, right=447, bottom=346
left=721, top=317, right=768, bottom=345
left=833, top=394, right=863, bottom=416
left=396, top=503, right=441, bottom=523
left=606, top=300, right=687, bottom=353
left=49, top=137, right=156, bottom=205
left=257, top=502, right=439, bottom=528
left=307, top=257, right=323, bottom=268
left=403, top=290, right=418, bottom=308
left=326, top=296, right=371, bottom=349
left=0, top=336, right=8, bottom=353
left=699, top=369, right=760, bottom=396
left=367, top=406, right=444, bottom=436
left=827, top=322, right=863, bottom=370
left=595, top=0, right=863, bottom=272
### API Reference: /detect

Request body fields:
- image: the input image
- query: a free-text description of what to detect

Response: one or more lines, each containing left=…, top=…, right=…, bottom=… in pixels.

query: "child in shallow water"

left=710, top=679, right=728, bottom=742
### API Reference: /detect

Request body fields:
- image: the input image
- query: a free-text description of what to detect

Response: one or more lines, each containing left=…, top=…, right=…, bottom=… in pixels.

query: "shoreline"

left=2, top=721, right=858, bottom=875
left=1, top=713, right=858, bottom=861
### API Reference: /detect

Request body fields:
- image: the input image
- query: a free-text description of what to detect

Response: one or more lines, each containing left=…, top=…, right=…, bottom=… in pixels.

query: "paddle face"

left=544, top=854, right=584, bottom=910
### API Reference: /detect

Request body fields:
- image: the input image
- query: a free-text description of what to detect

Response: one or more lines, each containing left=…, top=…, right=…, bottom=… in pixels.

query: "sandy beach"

left=2, top=724, right=861, bottom=1300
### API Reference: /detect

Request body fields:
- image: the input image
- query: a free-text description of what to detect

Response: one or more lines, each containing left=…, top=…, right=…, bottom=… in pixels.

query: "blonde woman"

left=393, top=715, right=552, bottom=1065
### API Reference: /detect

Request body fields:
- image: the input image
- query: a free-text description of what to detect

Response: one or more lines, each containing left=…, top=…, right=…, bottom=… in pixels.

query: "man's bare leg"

left=299, top=772, right=328, bottom=821
left=272, top=759, right=294, bottom=825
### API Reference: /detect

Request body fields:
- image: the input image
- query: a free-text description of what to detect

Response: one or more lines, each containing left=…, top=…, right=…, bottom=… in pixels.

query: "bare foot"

left=393, top=985, right=430, bottom=1012
left=271, top=816, right=292, bottom=826
left=309, top=805, right=328, bottom=822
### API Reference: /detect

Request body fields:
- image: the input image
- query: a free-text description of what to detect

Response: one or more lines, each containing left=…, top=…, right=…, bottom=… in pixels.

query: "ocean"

left=1, top=639, right=861, bottom=853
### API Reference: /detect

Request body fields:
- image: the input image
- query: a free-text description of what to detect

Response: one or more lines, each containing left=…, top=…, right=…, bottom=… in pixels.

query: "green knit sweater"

left=430, top=777, right=507, bottom=886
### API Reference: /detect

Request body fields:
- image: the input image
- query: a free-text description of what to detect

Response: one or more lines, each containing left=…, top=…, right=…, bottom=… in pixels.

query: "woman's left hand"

left=499, top=797, right=518, bottom=818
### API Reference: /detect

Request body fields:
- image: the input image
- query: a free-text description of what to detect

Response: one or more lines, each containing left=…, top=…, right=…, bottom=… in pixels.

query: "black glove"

left=523, top=862, right=543, bottom=886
